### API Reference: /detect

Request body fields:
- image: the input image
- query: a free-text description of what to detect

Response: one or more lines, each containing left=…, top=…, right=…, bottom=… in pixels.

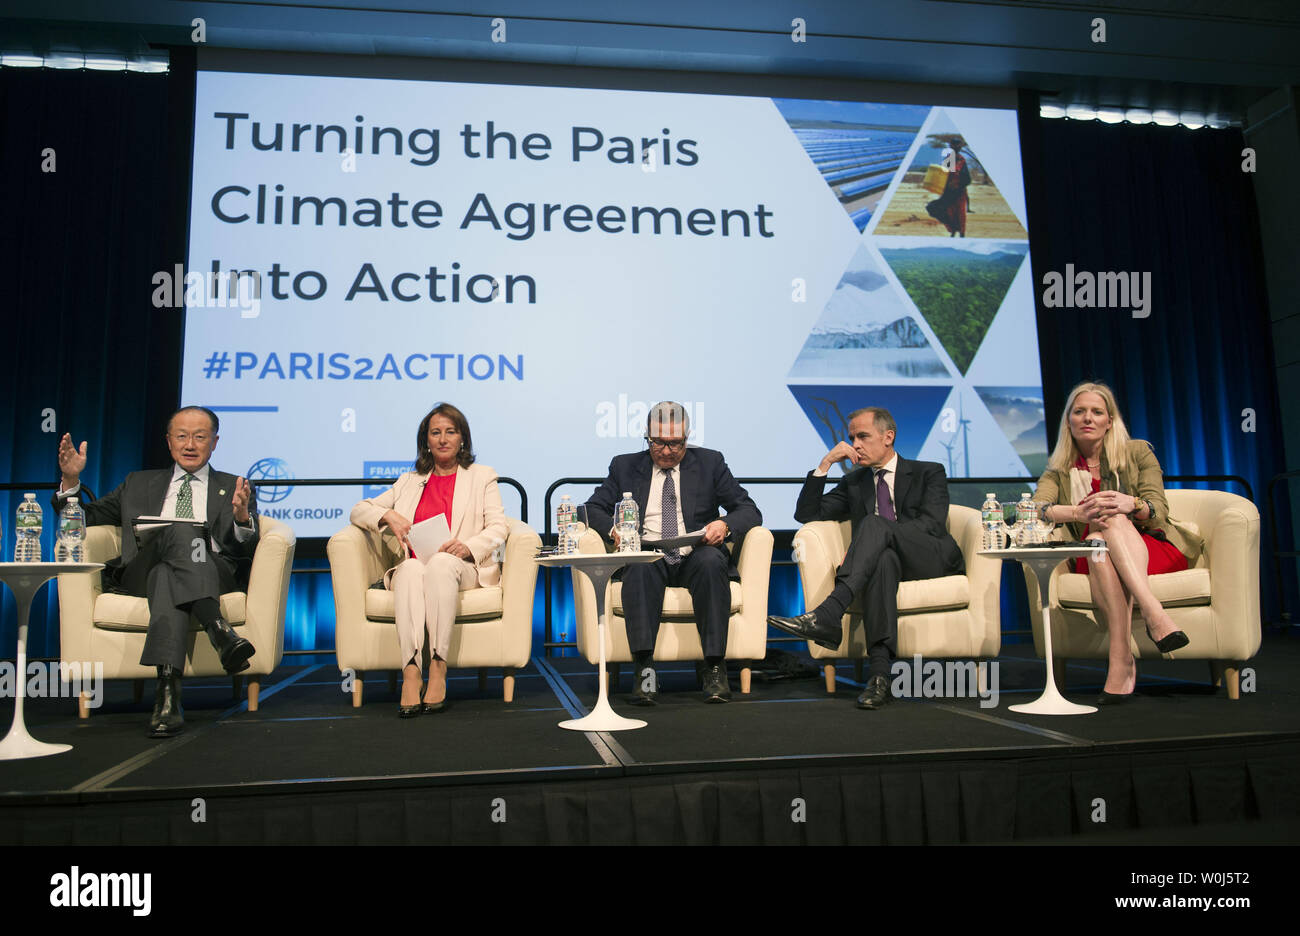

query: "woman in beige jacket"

left=1035, top=382, right=1204, bottom=703
left=350, top=403, right=509, bottom=716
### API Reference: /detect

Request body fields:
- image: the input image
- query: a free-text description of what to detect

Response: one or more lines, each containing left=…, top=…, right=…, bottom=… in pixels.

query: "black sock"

left=813, top=583, right=854, bottom=630
left=187, top=598, right=223, bottom=629
left=633, top=650, right=653, bottom=669
left=705, top=656, right=723, bottom=669
left=867, top=643, right=892, bottom=679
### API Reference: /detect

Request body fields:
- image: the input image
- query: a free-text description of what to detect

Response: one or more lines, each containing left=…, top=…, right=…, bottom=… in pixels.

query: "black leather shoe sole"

left=630, top=694, right=658, bottom=706
left=703, top=690, right=731, bottom=704
left=147, top=720, right=184, bottom=738
left=766, top=615, right=841, bottom=651
left=1096, top=690, right=1134, bottom=705
left=1147, top=626, right=1189, bottom=654
left=220, top=638, right=255, bottom=674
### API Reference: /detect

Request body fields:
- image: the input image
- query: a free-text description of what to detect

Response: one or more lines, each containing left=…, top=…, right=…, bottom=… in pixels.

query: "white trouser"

left=391, top=554, right=477, bottom=663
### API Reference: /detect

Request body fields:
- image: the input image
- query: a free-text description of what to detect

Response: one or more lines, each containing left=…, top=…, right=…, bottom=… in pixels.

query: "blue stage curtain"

left=1022, top=105, right=1291, bottom=621
left=0, top=64, right=186, bottom=655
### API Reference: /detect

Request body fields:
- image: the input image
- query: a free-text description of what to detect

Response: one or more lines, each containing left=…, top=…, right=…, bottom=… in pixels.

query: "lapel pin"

left=219, top=489, right=226, bottom=496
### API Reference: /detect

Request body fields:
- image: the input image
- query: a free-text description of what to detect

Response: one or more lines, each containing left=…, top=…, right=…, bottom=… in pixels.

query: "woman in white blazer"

left=350, top=403, right=509, bottom=716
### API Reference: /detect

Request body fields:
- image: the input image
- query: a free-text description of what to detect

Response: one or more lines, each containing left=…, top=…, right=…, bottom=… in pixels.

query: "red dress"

left=1072, top=458, right=1187, bottom=575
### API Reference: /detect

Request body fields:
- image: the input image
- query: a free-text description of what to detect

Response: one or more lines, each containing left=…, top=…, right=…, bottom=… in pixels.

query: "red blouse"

left=410, top=473, right=456, bottom=558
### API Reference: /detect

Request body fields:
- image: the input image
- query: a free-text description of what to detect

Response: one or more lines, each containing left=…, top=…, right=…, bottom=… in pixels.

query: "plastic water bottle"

left=556, top=495, right=574, bottom=554
left=55, top=497, right=87, bottom=562
left=980, top=493, right=1005, bottom=551
left=1015, top=492, right=1036, bottom=545
left=615, top=492, right=640, bottom=553
left=15, top=493, right=43, bottom=562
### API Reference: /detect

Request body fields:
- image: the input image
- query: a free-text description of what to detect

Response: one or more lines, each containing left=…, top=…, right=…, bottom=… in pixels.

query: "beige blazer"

left=1034, top=439, right=1204, bottom=561
left=350, top=463, right=510, bottom=588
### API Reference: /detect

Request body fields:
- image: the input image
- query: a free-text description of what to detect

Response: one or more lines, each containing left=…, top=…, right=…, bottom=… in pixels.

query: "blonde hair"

left=1047, top=381, right=1132, bottom=476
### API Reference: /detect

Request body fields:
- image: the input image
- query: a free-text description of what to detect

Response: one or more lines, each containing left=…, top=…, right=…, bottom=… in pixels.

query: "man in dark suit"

left=768, top=407, right=963, bottom=709
left=54, top=406, right=259, bottom=737
left=584, top=401, right=760, bottom=704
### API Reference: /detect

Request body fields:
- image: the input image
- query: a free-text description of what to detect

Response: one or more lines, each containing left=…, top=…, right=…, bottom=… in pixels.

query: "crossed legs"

left=1086, top=514, right=1181, bottom=694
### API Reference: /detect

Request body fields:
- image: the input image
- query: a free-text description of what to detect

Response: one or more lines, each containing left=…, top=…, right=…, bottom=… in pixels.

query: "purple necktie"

left=876, top=468, right=895, bottom=521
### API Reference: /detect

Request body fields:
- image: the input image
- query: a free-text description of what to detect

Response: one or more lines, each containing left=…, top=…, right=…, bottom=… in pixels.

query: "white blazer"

left=350, top=463, right=510, bottom=588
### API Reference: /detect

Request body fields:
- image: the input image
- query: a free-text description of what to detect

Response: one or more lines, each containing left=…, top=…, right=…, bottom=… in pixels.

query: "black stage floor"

left=3, top=634, right=1298, bottom=844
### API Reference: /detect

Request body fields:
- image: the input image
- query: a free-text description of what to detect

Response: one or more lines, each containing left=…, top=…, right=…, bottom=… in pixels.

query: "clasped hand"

left=1078, top=490, right=1135, bottom=522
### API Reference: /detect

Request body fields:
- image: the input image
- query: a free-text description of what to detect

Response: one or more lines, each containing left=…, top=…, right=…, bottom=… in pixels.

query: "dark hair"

left=167, top=405, right=220, bottom=435
left=847, top=406, right=896, bottom=437
left=415, top=402, right=474, bottom=473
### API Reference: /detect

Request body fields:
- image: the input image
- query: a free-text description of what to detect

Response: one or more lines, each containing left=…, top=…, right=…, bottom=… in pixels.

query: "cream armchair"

left=1022, top=489, right=1260, bottom=699
left=570, top=526, right=774, bottom=694
left=328, top=518, right=540, bottom=705
left=793, top=505, right=1001, bottom=692
left=56, top=516, right=296, bottom=716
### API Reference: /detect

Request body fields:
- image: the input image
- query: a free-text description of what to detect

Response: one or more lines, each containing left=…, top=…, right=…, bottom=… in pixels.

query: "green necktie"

left=176, top=473, right=195, bottom=519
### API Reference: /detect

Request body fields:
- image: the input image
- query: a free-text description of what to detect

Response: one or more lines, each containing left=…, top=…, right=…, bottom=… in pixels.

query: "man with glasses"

left=54, top=406, right=259, bottom=737
left=584, top=401, right=760, bottom=704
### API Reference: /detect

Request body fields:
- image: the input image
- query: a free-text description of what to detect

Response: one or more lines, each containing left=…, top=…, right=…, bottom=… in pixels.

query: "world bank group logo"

left=247, top=457, right=294, bottom=503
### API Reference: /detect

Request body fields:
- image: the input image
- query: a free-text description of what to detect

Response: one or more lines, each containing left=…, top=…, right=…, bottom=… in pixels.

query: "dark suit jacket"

left=584, top=447, right=761, bottom=573
left=53, top=466, right=260, bottom=579
left=795, top=456, right=962, bottom=571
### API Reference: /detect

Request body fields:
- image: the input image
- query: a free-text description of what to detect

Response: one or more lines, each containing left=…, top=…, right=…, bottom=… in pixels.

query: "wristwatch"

left=1130, top=497, right=1148, bottom=520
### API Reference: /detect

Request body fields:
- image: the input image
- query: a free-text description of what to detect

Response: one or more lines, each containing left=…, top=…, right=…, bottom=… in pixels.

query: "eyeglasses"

left=648, top=438, right=686, bottom=451
left=169, top=433, right=211, bottom=445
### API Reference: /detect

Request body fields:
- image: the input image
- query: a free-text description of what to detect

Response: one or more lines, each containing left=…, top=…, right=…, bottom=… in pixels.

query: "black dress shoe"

left=1146, top=625, right=1190, bottom=654
left=398, top=703, right=423, bottom=718
left=856, top=674, right=891, bottom=710
left=1096, top=690, right=1134, bottom=705
left=421, top=700, right=446, bottom=714
left=205, top=618, right=255, bottom=674
left=767, top=612, right=842, bottom=651
left=702, top=665, right=732, bottom=703
left=148, top=666, right=185, bottom=738
left=632, top=662, right=658, bottom=706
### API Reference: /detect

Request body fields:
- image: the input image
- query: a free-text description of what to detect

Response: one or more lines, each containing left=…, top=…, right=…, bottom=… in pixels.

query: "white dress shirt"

left=643, top=465, right=692, bottom=557
left=164, top=463, right=209, bottom=521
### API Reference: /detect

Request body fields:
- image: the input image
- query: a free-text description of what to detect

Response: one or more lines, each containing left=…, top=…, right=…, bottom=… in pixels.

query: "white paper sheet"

left=408, top=514, right=452, bottom=560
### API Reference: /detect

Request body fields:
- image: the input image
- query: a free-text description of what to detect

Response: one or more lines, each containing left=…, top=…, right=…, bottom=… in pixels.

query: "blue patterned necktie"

left=176, top=473, right=196, bottom=519
left=661, top=469, right=681, bottom=564
left=875, top=468, right=895, bottom=521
